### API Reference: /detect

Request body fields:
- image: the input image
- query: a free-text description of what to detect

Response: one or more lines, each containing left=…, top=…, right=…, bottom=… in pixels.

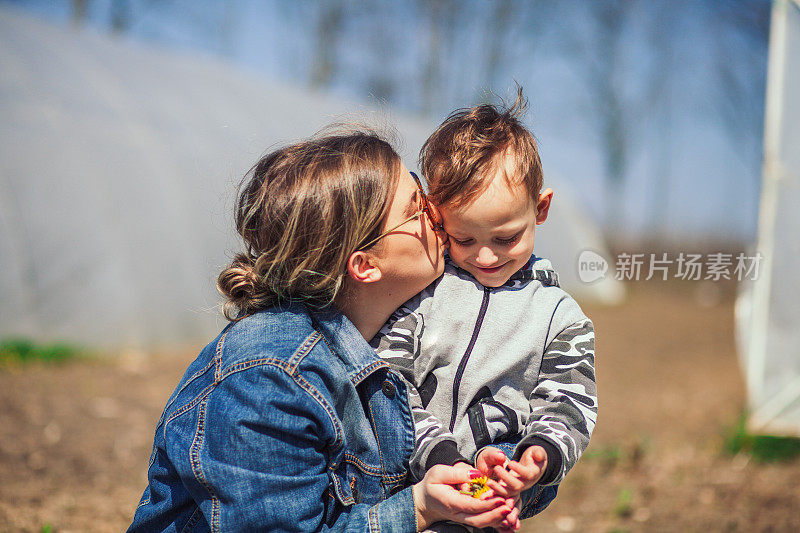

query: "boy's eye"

left=450, top=237, right=474, bottom=246
left=495, top=233, right=522, bottom=245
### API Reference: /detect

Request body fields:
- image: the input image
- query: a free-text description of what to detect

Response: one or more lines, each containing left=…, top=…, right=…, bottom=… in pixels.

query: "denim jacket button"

left=381, top=380, right=396, bottom=398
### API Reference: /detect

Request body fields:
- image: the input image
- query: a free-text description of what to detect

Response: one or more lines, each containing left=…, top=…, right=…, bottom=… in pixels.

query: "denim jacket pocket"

left=329, top=457, right=356, bottom=506
left=328, top=450, right=387, bottom=508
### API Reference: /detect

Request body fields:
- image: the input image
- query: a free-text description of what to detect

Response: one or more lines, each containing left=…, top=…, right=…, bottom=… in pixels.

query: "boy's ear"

left=346, top=251, right=383, bottom=284
left=535, top=188, right=553, bottom=225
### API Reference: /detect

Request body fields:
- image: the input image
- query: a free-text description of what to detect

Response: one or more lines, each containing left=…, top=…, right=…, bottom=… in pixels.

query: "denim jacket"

left=128, top=304, right=418, bottom=532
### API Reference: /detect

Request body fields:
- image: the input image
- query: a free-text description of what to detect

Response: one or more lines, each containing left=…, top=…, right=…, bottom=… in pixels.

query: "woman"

left=128, top=129, right=515, bottom=531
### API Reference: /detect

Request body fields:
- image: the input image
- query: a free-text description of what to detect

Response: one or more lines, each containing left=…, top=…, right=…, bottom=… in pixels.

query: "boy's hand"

left=475, top=446, right=509, bottom=475
left=486, top=445, right=548, bottom=499
left=513, top=445, right=548, bottom=490
left=473, top=446, right=542, bottom=531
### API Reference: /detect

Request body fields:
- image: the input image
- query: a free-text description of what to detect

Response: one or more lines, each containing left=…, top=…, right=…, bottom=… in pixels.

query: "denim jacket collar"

left=310, top=307, right=390, bottom=386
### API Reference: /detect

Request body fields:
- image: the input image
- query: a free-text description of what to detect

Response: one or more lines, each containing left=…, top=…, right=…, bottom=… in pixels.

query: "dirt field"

left=1, top=281, right=798, bottom=532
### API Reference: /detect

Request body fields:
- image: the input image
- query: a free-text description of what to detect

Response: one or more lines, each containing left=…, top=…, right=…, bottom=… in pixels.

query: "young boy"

left=373, top=92, right=597, bottom=526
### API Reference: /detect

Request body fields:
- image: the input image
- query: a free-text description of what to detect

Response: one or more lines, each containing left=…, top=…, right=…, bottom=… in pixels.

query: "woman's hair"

left=420, top=86, right=542, bottom=209
left=218, top=129, right=401, bottom=321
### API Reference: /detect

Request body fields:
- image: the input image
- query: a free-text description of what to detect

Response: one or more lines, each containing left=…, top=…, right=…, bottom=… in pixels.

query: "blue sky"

left=4, top=0, right=771, bottom=245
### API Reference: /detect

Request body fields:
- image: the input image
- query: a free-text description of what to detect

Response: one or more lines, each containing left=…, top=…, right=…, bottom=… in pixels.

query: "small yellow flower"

left=472, top=484, right=491, bottom=498
left=460, top=476, right=490, bottom=499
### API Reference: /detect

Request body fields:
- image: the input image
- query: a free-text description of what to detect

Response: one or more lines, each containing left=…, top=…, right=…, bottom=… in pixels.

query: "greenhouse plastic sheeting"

left=0, top=6, right=622, bottom=348
left=737, top=0, right=800, bottom=436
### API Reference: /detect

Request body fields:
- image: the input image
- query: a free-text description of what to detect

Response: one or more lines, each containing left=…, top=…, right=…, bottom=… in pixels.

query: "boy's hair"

left=420, top=88, right=543, bottom=209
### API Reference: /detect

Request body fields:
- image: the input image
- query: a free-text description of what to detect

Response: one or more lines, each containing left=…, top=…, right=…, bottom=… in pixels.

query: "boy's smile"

left=440, top=158, right=552, bottom=287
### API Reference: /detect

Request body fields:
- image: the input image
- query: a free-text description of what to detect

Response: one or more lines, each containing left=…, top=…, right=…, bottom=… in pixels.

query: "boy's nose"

left=475, top=246, right=498, bottom=266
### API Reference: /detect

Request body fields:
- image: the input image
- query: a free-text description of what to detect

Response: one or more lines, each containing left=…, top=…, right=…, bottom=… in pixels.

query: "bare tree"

left=642, top=0, right=768, bottom=242
left=569, top=0, right=768, bottom=243
left=571, top=0, right=635, bottom=236
left=72, top=0, right=88, bottom=27
left=363, top=3, right=399, bottom=103
left=310, top=0, right=345, bottom=89
left=644, top=1, right=679, bottom=241
left=482, top=0, right=514, bottom=93
left=218, top=2, right=238, bottom=58
left=110, top=0, right=132, bottom=34
left=417, top=0, right=460, bottom=114
left=706, top=0, right=770, bottom=167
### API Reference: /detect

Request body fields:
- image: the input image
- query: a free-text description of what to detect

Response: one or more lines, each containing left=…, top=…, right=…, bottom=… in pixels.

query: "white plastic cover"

left=737, top=0, right=800, bottom=436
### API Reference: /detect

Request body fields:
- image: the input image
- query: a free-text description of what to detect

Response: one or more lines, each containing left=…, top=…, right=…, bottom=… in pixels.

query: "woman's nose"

left=475, top=246, right=498, bottom=266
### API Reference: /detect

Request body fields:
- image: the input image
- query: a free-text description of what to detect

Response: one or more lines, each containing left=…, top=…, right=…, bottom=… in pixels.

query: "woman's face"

left=375, top=163, right=446, bottom=300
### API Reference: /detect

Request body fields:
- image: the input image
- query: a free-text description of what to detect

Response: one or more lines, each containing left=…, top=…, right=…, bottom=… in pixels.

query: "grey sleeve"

left=515, top=310, right=597, bottom=486
left=373, top=307, right=467, bottom=481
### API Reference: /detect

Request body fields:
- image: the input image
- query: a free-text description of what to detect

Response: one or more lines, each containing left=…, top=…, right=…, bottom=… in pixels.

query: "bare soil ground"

left=1, top=281, right=798, bottom=532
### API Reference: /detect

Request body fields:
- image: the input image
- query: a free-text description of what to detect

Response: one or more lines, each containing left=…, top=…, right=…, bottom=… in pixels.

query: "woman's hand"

left=412, top=463, right=516, bottom=531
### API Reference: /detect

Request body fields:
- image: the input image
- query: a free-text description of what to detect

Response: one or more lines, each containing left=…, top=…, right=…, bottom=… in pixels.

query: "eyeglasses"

left=357, top=172, right=445, bottom=251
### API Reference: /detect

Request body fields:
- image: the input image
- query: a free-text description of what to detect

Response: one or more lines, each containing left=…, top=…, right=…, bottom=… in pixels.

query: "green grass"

left=0, top=337, right=86, bottom=364
left=613, top=487, right=634, bottom=518
left=583, top=444, right=624, bottom=469
left=583, top=435, right=651, bottom=471
left=724, top=414, right=800, bottom=463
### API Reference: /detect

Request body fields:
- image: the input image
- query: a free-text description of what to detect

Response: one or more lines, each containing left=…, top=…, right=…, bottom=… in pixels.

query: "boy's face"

left=440, top=168, right=552, bottom=288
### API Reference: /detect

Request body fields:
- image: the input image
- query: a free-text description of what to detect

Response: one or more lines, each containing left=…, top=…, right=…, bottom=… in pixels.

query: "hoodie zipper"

left=449, top=286, right=491, bottom=431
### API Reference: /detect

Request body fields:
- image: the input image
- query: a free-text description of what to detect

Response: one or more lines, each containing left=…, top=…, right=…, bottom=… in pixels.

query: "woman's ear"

left=346, top=251, right=383, bottom=284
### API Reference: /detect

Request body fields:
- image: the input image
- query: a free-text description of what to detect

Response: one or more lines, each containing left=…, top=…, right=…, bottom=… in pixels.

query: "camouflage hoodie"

left=372, top=255, right=596, bottom=485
